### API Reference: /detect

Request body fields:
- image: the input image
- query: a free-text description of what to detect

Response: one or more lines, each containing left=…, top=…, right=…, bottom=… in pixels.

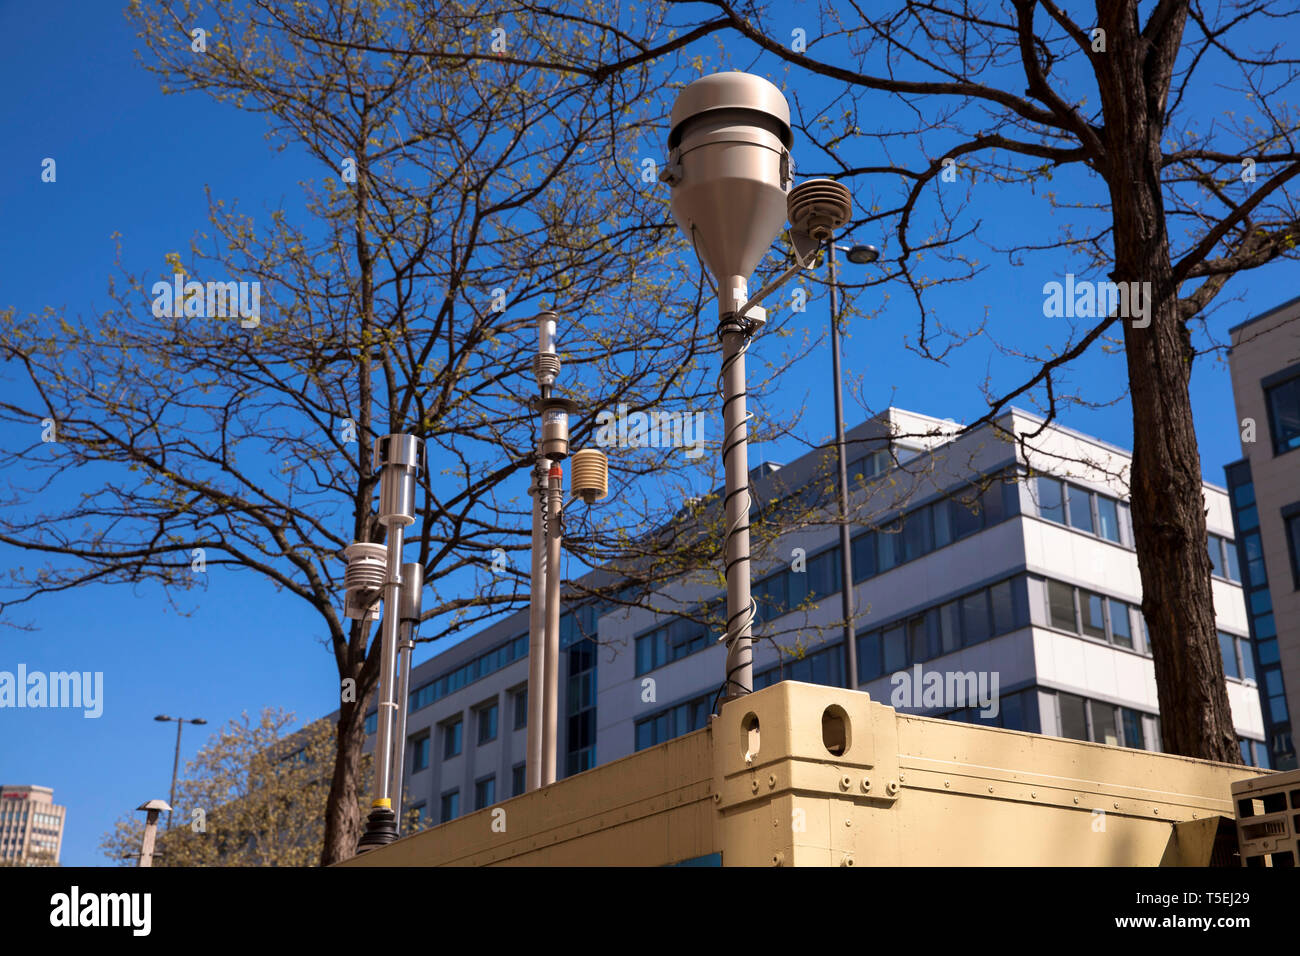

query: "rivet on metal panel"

left=1153, top=808, right=1159, bottom=815
left=898, top=773, right=905, bottom=782
left=841, top=854, right=855, bottom=867
left=861, top=777, right=872, bottom=793
left=1073, top=797, right=1079, bottom=805
left=713, top=793, right=721, bottom=803
left=772, top=851, right=785, bottom=866
left=989, top=786, right=995, bottom=793
left=944, top=780, right=950, bottom=788
left=768, top=774, right=776, bottom=789
left=1113, top=802, right=1119, bottom=809
left=886, top=781, right=900, bottom=796
left=751, top=779, right=760, bottom=794
left=844, top=818, right=852, bottom=827
left=839, top=775, right=852, bottom=791
left=1031, top=792, right=1037, bottom=799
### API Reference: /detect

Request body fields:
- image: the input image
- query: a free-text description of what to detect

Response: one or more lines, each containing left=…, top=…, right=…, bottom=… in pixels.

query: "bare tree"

left=473, top=0, right=1300, bottom=762
left=0, top=0, right=827, bottom=864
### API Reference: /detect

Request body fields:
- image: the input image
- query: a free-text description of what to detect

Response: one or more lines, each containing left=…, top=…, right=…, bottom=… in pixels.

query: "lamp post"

left=827, top=241, right=879, bottom=691
left=153, top=715, right=206, bottom=829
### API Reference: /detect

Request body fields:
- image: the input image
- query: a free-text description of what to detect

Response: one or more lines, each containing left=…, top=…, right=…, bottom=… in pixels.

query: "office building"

left=0, top=785, right=65, bottom=865
left=357, top=406, right=1266, bottom=826
left=1226, top=295, right=1300, bottom=770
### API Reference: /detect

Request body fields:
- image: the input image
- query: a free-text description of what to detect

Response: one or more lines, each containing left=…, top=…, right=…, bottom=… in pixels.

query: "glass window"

left=877, top=524, right=901, bottom=572
left=440, top=790, right=460, bottom=822
left=1037, top=477, right=1065, bottom=524
left=443, top=717, right=463, bottom=759
left=932, top=500, right=952, bottom=548
left=960, top=591, right=991, bottom=645
left=808, top=549, right=841, bottom=597
left=513, top=689, right=528, bottom=730
left=1108, top=599, right=1132, bottom=648
left=475, top=776, right=496, bottom=810
left=1286, top=513, right=1300, bottom=587
left=950, top=490, right=982, bottom=540
left=909, top=612, right=939, bottom=663
left=636, top=634, right=655, bottom=674
left=902, top=507, right=932, bottom=561
left=1266, top=375, right=1300, bottom=454
left=980, top=480, right=1006, bottom=526
left=1237, top=505, right=1259, bottom=531
left=478, top=702, right=498, bottom=744
left=1218, top=631, right=1240, bottom=680
left=1242, top=531, right=1264, bottom=580
left=1096, top=496, right=1120, bottom=543
left=1067, top=485, right=1094, bottom=534
left=1208, top=534, right=1224, bottom=577
left=1120, top=708, right=1145, bottom=749
left=1080, top=591, right=1107, bottom=640
left=1090, top=701, right=1119, bottom=745
left=852, top=533, right=876, bottom=581
left=989, top=580, right=1016, bottom=635
left=1058, top=693, right=1088, bottom=741
left=932, top=601, right=958, bottom=653
left=1048, top=580, right=1076, bottom=631
left=857, top=631, right=882, bottom=683
left=1224, top=539, right=1241, bottom=582
left=1240, top=638, right=1256, bottom=682
left=1000, top=692, right=1023, bottom=731
left=512, top=763, right=526, bottom=797
left=883, top=625, right=907, bottom=673
left=410, top=734, right=430, bottom=773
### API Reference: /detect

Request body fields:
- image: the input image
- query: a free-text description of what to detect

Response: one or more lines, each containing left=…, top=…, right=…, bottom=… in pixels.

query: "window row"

left=850, top=471, right=1021, bottom=580
left=410, top=633, right=529, bottom=714
left=634, top=691, right=714, bottom=752
left=935, top=688, right=1037, bottom=732
left=634, top=469, right=1021, bottom=676
left=857, top=577, right=1031, bottom=685
left=1033, top=476, right=1129, bottom=546
left=1045, top=579, right=1141, bottom=650
left=755, top=643, right=845, bottom=690
left=437, top=774, right=503, bottom=824
left=1265, top=370, right=1300, bottom=455
left=1052, top=690, right=1159, bottom=751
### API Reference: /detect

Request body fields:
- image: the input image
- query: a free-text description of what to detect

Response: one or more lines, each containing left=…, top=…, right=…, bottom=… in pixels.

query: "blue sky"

left=0, top=3, right=1292, bottom=865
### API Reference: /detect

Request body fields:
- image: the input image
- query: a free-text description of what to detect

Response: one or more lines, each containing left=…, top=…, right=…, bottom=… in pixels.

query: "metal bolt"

left=751, top=779, right=759, bottom=794
left=713, top=793, right=721, bottom=803
left=886, top=781, right=900, bottom=796
left=1153, top=808, right=1159, bottom=815
left=944, top=780, right=951, bottom=789
left=839, top=775, right=852, bottom=792
left=841, top=854, right=855, bottom=867
left=768, top=774, right=776, bottom=789
left=861, top=777, right=871, bottom=793
left=989, top=786, right=994, bottom=793
left=1031, top=792, right=1037, bottom=799
left=1114, top=802, right=1119, bottom=809
left=844, top=818, right=852, bottom=827
left=898, top=773, right=905, bottom=782
left=772, top=851, right=785, bottom=866
left=1073, top=797, right=1079, bottom=805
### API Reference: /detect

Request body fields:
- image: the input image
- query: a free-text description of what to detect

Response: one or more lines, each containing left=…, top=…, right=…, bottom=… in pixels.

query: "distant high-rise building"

left=0, top=785, right=65, bottom=865
left=1226, top=295, right=1300, bottom=771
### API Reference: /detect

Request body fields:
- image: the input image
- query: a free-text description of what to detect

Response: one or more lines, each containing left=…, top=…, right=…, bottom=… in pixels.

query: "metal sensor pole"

left=391, top=561, right=423, bottom=830
left=828, top=243, right=859, bottom=690
left=358, top=433, right=424, bottom=851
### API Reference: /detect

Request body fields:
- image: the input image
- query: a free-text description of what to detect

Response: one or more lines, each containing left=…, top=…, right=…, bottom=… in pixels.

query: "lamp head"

left=846, top=243, right=880, bottom=265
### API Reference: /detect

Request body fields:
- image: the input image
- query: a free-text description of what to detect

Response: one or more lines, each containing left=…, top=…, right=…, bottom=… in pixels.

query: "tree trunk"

left=320, top=693, right=367, bottom=865
left=1103, top=4, right=1240, bottom=763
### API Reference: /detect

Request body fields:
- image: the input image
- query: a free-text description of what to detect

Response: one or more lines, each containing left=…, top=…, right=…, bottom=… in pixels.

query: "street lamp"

left=825, top=240, right=880, bottom=691
left=153, top=715, right=206, bottom=829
